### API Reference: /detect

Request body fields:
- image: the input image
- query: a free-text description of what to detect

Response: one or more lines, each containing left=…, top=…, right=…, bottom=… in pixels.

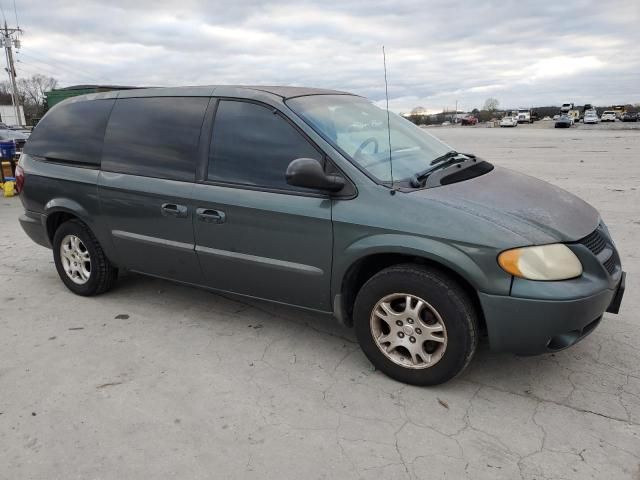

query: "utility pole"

left=1, top=22, right=23, bottom=126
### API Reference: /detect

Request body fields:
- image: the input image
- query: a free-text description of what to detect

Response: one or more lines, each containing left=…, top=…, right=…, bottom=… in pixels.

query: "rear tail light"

left=15, top=164, right=24, bottom=193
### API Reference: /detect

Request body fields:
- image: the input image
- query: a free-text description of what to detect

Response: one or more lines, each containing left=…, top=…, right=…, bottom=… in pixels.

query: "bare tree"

left=17, top=74, right=58, bottom=110
left=483, top=97, right=499, bottom=112
left=0, top=81, right=12, bottom=105
left=13, top=74, right=58, bottom=122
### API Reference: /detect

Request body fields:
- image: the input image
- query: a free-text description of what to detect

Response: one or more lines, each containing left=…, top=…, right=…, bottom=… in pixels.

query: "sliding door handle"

left=161, top=203, right=188, bottom=218
left=196, top=208, right=226, bottom=224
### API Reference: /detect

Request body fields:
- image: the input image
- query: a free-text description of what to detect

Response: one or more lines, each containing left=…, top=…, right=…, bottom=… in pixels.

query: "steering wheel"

left=354, top=137, right=379, bottom=160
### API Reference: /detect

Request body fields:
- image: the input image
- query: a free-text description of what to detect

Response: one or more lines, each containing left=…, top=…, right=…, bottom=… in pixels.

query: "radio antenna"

left=382, top=46, right=394, bottom=192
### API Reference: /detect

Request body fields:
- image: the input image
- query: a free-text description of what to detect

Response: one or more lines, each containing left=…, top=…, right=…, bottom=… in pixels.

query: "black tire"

left=353, top=264, right=478, bottom=386
left=52, top=219, right=118, bottom=296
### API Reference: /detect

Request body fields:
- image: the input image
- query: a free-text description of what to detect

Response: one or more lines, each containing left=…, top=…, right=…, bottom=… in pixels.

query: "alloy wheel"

left=59, top=234, right=91, bottom=285
left=370, top=293, right=448, bottom=369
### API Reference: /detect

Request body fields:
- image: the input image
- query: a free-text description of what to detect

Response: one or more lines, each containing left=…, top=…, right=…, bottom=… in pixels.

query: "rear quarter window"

left=24, top=99, right=114, bottom=166
left=101, top=97, right=209, bottom=182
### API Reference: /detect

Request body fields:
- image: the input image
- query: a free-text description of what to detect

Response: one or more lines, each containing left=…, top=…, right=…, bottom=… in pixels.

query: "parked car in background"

left=621, top=112, right=638, bottom=122
left=555, top=114, right=573, bottom=128
left=601, top=111, right=617, bottom=122
left=553, top=114, right=560, bottom=120
left=560, top=103, right=574, bottom=113
left=17, top=85, right=625, bottom=386
left=460, top=115, right=478, bottom=126
left=579, top=104, right=594, bottom=122
left=583, top=111, right=600, bottom=124
left=612, top=105, right=626, bottom=119
left=0, top=122, right=31, bottom=136
left=0, top=128, right=30, bottom=154
left=500, top=116, right=518, bottom=127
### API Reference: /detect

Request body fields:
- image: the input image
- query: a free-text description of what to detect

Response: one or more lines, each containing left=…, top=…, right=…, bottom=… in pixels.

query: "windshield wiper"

left=410, top=151, right=466, bottom=187
left=429, top=150, right=459, bottom=166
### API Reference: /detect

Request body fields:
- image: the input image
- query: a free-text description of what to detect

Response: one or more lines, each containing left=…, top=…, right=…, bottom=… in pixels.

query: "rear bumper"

left=479, top=275, right=624, bottom=355
left=19, top=211, right=50, bottom=248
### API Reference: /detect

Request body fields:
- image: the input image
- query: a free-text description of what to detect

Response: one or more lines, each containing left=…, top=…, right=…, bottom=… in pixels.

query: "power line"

left=17, top=50, right=102, bottom=81
left=18, top=59, right=104, bottom=85
left=16, top=58, right=86, bottom=82
left=15, top=58, right=61, bottom=78
left=16, top=50, right=106, bottom=84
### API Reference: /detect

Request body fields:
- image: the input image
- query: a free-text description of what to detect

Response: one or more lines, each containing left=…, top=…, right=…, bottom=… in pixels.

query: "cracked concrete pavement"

left=1, top=126, right=639, bottom=479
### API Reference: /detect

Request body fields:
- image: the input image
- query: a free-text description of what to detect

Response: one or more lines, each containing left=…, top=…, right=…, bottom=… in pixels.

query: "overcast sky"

left=11, top=0, right=640, bottom=112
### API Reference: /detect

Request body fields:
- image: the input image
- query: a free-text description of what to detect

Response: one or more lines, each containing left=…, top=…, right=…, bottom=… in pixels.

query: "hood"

left=412, top=166, right=599, bottom=245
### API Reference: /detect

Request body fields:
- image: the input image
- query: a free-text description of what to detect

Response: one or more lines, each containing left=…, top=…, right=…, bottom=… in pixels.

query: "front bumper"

left=479, top=272, right=625, bottom=355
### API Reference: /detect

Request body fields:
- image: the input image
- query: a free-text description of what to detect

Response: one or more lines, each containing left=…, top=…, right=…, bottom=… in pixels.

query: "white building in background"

left=0, top=105, right=25, bottom=126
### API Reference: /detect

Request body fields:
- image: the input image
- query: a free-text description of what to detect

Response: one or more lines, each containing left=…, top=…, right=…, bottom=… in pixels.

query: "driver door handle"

left=197, top=208, right=226, bottom=224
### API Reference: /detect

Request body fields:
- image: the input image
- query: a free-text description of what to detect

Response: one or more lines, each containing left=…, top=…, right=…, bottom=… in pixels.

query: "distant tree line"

left=405, top=97, right=639, bottom=126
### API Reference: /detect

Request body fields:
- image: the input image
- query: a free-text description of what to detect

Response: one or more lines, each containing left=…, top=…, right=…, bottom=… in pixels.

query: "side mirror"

left=285, top=158, right=345, bottom=192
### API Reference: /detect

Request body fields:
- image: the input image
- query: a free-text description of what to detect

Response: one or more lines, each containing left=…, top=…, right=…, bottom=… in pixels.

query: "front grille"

left=576, top=225, right=619, bottom=276
left=579, top=229, right=607, bottom=255
left=603, top=255, right=616, bottom=275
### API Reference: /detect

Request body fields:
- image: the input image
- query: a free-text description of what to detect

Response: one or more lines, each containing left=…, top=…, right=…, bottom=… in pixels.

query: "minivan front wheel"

left=354, top=265, right=478, bottom=386
left=53, top=219, right=118, bottom=296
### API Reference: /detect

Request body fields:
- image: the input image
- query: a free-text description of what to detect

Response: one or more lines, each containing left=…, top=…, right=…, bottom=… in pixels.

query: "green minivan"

left=17, top=86, right=625, bottom=385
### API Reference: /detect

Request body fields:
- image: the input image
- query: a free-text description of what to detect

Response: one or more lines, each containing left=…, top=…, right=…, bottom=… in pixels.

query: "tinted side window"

left=24, top=99, right=114, bottom=166
left=102, top=97, right=209, bottom=181
left=208, top=100, right=322, bottom=189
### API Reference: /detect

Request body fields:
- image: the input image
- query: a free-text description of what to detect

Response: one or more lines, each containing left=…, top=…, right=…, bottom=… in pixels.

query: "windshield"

left=287, top=95, right=452, bottom=183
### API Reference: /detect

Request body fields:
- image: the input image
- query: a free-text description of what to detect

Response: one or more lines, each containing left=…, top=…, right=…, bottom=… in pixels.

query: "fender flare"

left=44, top=198, right=91, bottom=220
left=332, top=233, right=492, bottom=299
left=43, top=198, right=93, bottom=237
left=42, top=197, right=121, bottom=266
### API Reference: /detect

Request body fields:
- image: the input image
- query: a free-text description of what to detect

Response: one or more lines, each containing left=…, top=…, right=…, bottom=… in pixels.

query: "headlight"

left=498, top=244, right=582, bottom=281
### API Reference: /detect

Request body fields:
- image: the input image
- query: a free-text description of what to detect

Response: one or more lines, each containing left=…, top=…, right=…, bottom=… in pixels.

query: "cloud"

left=12, top=0, right=640, bottom=111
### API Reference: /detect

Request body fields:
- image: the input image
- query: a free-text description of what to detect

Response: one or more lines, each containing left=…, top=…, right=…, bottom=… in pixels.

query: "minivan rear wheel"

left=53, top=219, right=118, bottom=296
left=353, top=264, right=478, bottom=386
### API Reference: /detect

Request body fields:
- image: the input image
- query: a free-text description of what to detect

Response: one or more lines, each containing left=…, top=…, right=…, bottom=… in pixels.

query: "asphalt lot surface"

left=1, top=125, right=639, bottom=479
